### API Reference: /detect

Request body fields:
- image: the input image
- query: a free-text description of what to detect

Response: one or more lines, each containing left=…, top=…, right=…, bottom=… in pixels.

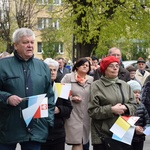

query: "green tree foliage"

left=41, top=27, right=59, bottom=59
left=61, top=0, right=150, bottom=60
left=42, top=42, right=58, bottom=59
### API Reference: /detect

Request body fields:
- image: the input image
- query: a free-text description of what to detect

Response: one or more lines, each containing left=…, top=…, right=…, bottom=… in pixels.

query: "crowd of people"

left=0, top=27, right=150, bottom=150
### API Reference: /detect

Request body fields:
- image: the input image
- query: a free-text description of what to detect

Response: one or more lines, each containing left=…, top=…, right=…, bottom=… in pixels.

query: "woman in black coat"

left=41, top=58, right=73, bottom=150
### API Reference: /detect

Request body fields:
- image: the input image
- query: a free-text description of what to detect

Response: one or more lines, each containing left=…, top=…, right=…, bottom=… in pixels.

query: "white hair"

left=44, top=58, right=59, bottom=71
left=12, top=28, right=35, bottom=43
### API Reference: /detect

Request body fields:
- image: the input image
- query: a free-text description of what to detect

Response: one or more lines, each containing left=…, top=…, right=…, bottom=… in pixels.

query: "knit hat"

left=127, top=80, right=141, bottom=91
left=100, top=56, right=120, bottom=74
left=137, top=57, right=145, bottom=63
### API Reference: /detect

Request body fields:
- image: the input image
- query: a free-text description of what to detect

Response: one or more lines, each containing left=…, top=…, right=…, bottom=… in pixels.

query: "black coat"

left=142, top=81, right=150, bottom=117
left=43, top=97, right=72, bottom=144
left=55, top=67, right=70, bottom=83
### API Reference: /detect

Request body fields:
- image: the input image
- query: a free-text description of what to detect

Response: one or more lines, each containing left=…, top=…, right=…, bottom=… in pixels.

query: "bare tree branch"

left=0, top=0, right=46, bottom=53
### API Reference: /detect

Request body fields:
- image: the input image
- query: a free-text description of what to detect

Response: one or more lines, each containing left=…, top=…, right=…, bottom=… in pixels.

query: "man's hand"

left=7, top=95, right=22, bottom=106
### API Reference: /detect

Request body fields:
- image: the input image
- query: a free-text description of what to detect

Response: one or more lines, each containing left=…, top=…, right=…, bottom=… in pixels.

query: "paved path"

left=16, top=136, right=150, bottom=150
left=65, top=136, right=150, bottom=150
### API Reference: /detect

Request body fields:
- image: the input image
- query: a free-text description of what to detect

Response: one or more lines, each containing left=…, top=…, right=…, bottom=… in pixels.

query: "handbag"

left=93, top=122, right=132, bottom=150
left=101, top=136, right=131, bottom=150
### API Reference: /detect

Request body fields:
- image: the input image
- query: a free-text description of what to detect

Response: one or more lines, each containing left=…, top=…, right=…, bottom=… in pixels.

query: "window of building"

left=36, top=0, right=62, bottom=5
left=36, top=0, right=50, bottom=5
left=0, top=0, right=9, bottom=8
left=52, top=19, right=59, bottom=30
left=37, top=42, right=43, bottom=53
left=37, top=18, right=59, bottom=30
left=53, top=42, right=63, bottom=54
left=37, top=18, right=52, bottom=29
left=53, top=0, right=62, bottom=5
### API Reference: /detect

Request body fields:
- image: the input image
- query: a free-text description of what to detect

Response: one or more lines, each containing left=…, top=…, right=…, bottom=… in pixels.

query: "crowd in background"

left=41, top=47, right=150, bottom=150
left=1, top=28, right=150, bottom=150
left=48, top=47, right=150, bottom=150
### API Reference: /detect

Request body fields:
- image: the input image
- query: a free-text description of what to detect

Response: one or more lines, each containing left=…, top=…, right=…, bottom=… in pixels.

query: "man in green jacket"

left=0, top=28, right=55, bottom=150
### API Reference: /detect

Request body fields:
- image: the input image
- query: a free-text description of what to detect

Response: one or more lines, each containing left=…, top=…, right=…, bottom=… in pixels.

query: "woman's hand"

left=111, top=103, right=127, bottom=115
left=71, top=96, right=82, bottom=103
left=54, top=106, right=60, bottom=114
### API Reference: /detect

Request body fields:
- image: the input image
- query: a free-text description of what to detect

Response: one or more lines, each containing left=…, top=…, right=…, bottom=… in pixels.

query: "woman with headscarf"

left=88, top=56, right=137, bottom=150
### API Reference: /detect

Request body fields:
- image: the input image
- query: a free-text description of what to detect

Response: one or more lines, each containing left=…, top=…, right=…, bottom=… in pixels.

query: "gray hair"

left=44, top=58, right=59, bottom=71
left=108, top=47, right=121, bottom=55
left=12, top=28, right=35, bottom=43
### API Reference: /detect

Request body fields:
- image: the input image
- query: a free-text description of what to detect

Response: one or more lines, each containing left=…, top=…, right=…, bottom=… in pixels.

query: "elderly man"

left=94, top=47, right=130, bottom=82
left=135, top=57, right=150, bottom=86
left=0, top=28, right=55, bottom=150
left=55, top=57, right=70, bottom=83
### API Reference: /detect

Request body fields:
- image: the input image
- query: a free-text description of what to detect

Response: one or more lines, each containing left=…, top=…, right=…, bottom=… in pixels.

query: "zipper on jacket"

left=20, top=107, right=22, bottom=118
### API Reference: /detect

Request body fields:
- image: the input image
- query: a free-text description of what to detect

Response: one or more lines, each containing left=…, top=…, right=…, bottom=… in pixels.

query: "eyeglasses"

left=108, top=64, right=120, bottom=69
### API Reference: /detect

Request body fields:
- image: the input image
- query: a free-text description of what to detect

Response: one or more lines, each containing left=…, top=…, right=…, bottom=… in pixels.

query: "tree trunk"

left=72, top=42, right=96, bottom=62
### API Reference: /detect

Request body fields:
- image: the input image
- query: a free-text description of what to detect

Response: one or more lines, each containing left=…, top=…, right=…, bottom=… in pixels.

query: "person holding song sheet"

left=0, top=28, right=55, bottom=150
left=88, top=56, right=136, bottom=150
left=41, top=58, right=72, bottom=150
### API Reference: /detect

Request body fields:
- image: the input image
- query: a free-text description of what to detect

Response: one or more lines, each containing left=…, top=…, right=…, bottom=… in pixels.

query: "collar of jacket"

left=100, top=76, right=122, bottom=86
left=70, top=72, right=93, bottom=84
left=14, top=50, right=34, bottom=62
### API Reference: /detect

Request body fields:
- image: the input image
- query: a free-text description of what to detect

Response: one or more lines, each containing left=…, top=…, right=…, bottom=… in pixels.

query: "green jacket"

left=0, top=51, right=54, bottom=144
left=88, top=76, right=137, bottom=145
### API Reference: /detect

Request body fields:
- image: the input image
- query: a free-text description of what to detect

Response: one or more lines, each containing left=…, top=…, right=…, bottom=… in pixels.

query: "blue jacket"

left=0, top=51, right=55, bottom=144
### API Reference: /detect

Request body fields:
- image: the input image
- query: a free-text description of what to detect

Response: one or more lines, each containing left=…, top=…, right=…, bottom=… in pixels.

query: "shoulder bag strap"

left=118, top=84, right=125, bottom=104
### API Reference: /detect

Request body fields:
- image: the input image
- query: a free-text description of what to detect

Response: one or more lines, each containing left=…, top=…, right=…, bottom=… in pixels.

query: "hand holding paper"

left=110, top=116, right=139, bottom=145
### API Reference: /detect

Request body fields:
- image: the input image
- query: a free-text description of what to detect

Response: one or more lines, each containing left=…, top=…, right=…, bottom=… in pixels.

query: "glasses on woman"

left=108, top=64, right=120, bottom=69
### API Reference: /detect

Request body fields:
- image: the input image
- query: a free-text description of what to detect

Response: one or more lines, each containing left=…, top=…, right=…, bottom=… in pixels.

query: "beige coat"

left=135, top=69, right=150, bottom=86
left=61, top=72, right=93, bottom=144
